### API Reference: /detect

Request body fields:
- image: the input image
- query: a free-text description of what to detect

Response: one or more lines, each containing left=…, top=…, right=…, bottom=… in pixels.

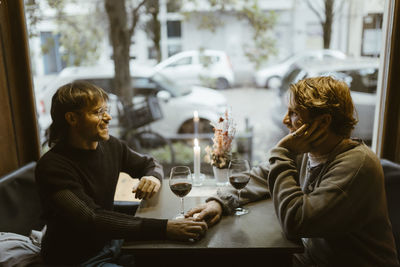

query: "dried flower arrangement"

left=205, top=110, right=236, bottom=169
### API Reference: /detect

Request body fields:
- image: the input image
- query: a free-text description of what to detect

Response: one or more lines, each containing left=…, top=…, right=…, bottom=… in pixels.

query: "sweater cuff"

left=206, top=191, right=239, bottom=216
left=140, top=218, right=168, bottom=240
left=269, top=146, right=298, bottom=164
left=145, top=171, right=163, bottom=181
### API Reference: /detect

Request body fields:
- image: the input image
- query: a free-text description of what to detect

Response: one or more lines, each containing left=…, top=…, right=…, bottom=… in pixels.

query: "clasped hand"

left=277, top=119, right=330, bottom=154
left=166, top=218, right=208, bottom=242
left=185, top=200, right=223, bottom=227
left=132, top=176, right=161, bottom=199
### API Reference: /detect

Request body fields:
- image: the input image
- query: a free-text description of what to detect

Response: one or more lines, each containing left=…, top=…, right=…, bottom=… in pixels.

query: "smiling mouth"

left=100, top=124, right=109, bottom=131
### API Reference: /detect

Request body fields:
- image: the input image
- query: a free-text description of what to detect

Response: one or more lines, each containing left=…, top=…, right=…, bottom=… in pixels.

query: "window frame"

left=372, top=0, right=400, bottom=162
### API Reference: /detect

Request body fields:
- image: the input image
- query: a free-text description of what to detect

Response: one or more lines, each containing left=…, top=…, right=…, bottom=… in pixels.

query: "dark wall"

left=0, top=0, right=40, bottom=176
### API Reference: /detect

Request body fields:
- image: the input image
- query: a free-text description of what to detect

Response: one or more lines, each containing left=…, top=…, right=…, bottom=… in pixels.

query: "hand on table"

left=185, top=200, right=223, bottom=227
left=132, top=176, right=161, bottom=199
left=166, top=218, right=208, bottom=242
left=277, top=119, right=330, bottom=154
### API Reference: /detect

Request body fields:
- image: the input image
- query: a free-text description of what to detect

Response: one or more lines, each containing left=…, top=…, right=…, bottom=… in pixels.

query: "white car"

left=154, top=49, right=235, bottom=89
left=270, top=57, right=379, bottom=143
left=254, top=49, right=347, bottom=88
left=35, top=64, right=228, bottom=144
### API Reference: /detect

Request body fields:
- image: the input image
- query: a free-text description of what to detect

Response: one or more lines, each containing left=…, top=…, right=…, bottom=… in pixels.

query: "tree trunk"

left=146, top=0, right=161, bottom=62
left=152, top=6, right=161, bottom=62
left=104, top=0, right=132, bottom=105
left=322, top=0, right=334, bottom=49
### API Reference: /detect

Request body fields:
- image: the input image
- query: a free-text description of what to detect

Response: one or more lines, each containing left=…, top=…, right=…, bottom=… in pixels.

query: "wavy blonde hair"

left=289, top=76, right=358, bottom=137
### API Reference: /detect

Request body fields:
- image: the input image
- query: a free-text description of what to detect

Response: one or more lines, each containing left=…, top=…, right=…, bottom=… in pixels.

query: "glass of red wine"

left=169, top=166, right=193, bottom=219
left=228, top=159, right=250, bottom=216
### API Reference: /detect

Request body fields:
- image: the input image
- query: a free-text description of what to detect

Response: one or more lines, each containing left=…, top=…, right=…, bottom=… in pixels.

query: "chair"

left=381, top=159, right=400, bottom=260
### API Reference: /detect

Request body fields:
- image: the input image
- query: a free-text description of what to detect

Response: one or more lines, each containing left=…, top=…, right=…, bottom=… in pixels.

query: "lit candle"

left=193, top=138, right=200, bottom=181
left=193, top=110, right=199, bottom=138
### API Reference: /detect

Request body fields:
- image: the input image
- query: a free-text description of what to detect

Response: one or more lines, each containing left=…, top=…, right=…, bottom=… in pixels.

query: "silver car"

left=270, top=57, right=379, bottom=143
left=254, top=49, right=346, bottom=88
left=35, top=64, right=228, bottom=144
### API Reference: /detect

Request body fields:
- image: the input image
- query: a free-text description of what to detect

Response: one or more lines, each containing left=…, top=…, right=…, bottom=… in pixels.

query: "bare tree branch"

left=332, top=0, right=345, bottom=18
left=305, top=0, right=325, bottom=23
left=129, top=0, right=147, bottom=38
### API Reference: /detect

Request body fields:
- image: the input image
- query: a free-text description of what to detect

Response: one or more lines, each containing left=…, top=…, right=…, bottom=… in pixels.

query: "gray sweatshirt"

left=209, top=139, right=399, bottom=266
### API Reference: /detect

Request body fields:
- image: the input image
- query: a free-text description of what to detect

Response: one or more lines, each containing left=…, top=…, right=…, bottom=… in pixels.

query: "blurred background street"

left=219, top=87, right=285, bottom=165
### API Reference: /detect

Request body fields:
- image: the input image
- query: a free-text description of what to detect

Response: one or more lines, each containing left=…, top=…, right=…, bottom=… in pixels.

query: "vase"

left=213, top=166, right=229, bottom=186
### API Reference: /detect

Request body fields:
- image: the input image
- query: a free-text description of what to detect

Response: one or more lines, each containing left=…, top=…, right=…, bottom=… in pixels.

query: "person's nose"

left=103, top=111, right=112, bottom=121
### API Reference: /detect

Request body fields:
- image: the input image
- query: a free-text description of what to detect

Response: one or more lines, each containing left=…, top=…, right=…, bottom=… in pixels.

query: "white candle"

left=193, top=110, right=199, bottom=137
left=193, top=138, right=200, bottom=180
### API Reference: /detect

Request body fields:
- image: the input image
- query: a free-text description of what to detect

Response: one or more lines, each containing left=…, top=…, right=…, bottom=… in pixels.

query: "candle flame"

left=194, top=138, right=199, bottom=147
left=193, top=110, right=199, bottom=121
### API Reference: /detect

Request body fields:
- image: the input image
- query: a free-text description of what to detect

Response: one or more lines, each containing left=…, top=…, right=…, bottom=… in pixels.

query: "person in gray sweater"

left=187, top=76, right=399, bottom=266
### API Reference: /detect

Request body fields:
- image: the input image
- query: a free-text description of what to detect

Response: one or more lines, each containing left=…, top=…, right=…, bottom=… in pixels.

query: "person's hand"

left=166, top=218, right=208, bottom=242
left=277, top=119, right=330, bottom=154
left=185, top=200, right=223, bottom=227
left=132, top=176, right=161, bottom=199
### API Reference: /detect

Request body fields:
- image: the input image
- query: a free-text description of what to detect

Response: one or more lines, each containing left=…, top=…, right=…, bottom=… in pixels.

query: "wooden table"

left=123, top=178, right=303, bottom=267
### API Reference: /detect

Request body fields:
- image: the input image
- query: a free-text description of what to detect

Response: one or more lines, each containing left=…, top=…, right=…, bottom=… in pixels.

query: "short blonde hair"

left=289, top=76, right=358, bottom=137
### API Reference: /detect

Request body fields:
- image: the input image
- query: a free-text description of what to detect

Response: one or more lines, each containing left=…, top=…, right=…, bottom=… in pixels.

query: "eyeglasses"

left=93, top=104, right=111, bottom=120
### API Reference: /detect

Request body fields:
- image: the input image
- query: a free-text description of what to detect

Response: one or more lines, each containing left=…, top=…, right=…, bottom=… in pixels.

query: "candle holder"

left=193, top=173, right=205, bottom=187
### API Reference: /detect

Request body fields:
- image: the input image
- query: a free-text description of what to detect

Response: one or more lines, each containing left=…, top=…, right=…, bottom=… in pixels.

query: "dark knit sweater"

left=35, top=136, right=167, bottom=265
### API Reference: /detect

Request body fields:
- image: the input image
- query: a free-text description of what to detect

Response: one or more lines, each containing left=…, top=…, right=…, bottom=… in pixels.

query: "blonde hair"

left=289, top=76, right=358, bottom=137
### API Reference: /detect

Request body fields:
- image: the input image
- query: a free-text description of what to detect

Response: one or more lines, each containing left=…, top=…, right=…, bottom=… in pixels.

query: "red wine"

left=229, top=175, right=250, bottom=190
left=170, top=182, right=192, bottom=197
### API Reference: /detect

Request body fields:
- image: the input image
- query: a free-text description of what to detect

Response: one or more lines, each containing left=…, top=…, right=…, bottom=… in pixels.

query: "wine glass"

left=228, top=159, right=250, bottom=216
left=169, top=166, right=193, bottom=219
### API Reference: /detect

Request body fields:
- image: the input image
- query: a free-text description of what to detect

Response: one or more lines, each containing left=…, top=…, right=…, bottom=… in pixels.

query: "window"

left=199, top=55, right=219, bottom=67
left=362, top=13, right=383, bottom=57
left=168, top=56, right=192, bottom=67
left=345, top=68, right=378, bottom=94
left=167, top=20, right=181, bottom=38
left=23, top=0, right=393, bottom=169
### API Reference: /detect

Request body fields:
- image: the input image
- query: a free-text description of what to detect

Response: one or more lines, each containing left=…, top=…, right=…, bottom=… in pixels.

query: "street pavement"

left=220, top=87, right=287, bottom=165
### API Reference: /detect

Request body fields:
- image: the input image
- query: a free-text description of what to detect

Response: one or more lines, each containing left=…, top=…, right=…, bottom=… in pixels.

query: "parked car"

left=270, top=57, right=379, bottom=142
left=153, top=49, right=235, bottom=89
left=35, top=64, right=228, bottom=144
left=254, top=49, right=347, bottom=88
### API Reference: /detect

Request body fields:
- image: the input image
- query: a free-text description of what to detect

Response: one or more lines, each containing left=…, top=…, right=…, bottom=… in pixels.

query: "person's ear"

left=65, top=112, right=78, bottom=126
left=319, top=114, right=332, bottom=129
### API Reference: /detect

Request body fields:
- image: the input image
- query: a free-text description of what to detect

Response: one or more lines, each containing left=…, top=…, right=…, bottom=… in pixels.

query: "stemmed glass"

left=169, top=166, right=193, bottom=219
left=228, top=159, right=251, bottom=216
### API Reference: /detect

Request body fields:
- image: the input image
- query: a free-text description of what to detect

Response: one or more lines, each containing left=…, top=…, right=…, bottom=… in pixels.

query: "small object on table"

left=169, top=166, right=193, bottom=219
left=228, top=159, right=251, bottom=216
left=193, top=138, right=204, bottom=186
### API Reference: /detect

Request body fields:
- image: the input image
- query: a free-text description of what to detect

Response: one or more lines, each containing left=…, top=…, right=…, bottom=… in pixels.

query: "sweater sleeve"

left=268, top=146, right=380, bottom=239
left=35, top=151, right=167, bottom=241
left=206, top=161, right=271, bottom=215
left=118, top=139, right=164, bottom=182
left=52, top=189, right=167, bottom=241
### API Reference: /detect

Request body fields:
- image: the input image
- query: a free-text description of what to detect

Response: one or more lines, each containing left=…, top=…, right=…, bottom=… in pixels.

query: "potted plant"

left=205, top=110, right=236, bottom=186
